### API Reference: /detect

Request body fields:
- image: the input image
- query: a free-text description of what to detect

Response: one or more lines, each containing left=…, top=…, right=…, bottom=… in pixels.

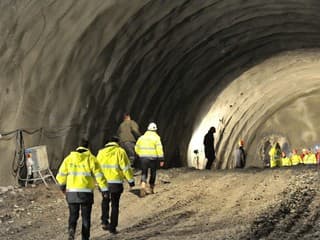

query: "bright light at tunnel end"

left=188, top=110, right=222, bottom=169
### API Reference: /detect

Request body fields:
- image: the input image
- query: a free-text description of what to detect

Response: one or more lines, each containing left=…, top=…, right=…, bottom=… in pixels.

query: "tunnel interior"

left=1, top=0, right=320, bottom=185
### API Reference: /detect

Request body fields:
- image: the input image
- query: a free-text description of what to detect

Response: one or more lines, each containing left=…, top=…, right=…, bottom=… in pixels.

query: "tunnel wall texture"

left=1, top=0, right=320, bottom=185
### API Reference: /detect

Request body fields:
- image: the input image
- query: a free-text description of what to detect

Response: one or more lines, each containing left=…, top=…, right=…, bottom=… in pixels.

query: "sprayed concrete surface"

left=1, top=0, right=320, bottom=186
left=1, top=167, right=320, bottom=239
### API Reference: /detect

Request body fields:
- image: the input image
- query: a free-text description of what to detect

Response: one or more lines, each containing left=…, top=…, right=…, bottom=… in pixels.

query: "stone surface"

left=1, top=0, right=320, bottom=185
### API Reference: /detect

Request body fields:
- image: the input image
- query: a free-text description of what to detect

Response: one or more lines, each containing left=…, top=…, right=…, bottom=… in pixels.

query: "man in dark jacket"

left=235, top=140, right=246, bottom=168
left=203, top=127, right=216, bottom=169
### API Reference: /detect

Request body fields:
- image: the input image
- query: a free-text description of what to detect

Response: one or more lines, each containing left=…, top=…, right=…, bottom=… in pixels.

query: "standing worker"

left=203, top=127, right=216, bottom=170
left=269, top=142, right=281, bottom=168
left=117, top=113, right=141, bottom=168
left=315, top=146, right=320, bottom=164
left=96, top=136, right=135, bottom=234
left=234, top=140, right=246, bottom=168
left=290, top=149, right=302, bottom=165
left=303, top=149, right=317, bottom=164
left=135, top=122, right=164, bottom=197
left=56, top=139, right=108, bottom=240
left=280, top=151, right=292, bottom=167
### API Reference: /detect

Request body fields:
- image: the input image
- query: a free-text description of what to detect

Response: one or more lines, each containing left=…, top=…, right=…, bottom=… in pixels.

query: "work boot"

left=68, top=228, right=75, bottom=240
left=149, top=184, right=155, bottom=194
left=101, top=222, right=110, bottom=231
left=140, top=182, right=146, bottom=197
left=109, top=227, right=118, bottom=235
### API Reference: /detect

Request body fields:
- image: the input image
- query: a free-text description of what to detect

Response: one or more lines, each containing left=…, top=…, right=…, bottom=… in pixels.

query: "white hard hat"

left=147, top=122, right=157, bottom=131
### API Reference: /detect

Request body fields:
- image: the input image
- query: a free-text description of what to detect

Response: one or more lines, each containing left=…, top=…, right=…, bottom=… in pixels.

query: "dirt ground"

left=1, top=166, right=320, bottom=240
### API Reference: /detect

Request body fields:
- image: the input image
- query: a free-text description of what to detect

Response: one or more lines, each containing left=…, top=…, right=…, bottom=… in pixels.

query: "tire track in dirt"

left=241, top=172, right=319, bottom=240
left=107, top=194, right=201, bottom=240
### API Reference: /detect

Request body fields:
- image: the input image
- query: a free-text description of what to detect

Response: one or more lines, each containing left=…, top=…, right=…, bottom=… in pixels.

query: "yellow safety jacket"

left=269, top=147, right=281, bottom=168
left=281, top=157, right=292, bottom=167
left=96, top=142, right=134, bottom=184
left=290, top=154, right=302, bottom=165
left=303, top=153, right=317, bottom=164
left=56, top=147, right=108, bottom=193
left=135, top=130, right=164, bottom=159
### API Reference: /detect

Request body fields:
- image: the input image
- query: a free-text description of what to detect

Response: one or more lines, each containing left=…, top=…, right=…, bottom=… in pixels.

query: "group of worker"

left=269, top=143, right=320, bottom=168
left=56, top=113, right=164, bottom=240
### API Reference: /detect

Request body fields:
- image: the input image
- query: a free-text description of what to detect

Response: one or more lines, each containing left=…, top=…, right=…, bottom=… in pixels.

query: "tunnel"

left=1, top=0, right=320, bottom=185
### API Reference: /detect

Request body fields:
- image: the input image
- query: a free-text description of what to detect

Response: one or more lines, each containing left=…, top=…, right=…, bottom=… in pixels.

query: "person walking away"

left=135, top=122, right=164, bottom=197
left=269, top=142, right=281, bottom=168
left=290, top=149, right=302, bottom=166
left=281, top=151, right=292, bottom=167
left=56, top=140, right=108, bottom=240
left=96, top=136, right=135, bottom=234
left=117, top=113, right=141, bottom=168
left=203, top=127, right=216, bottom=169
left=234, top=140, right=246, bottom=168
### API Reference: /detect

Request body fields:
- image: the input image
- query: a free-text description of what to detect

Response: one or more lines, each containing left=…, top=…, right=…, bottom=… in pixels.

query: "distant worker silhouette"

left=203, top=127, right=216, bottom=170
left=234, top=140, right=246, bottom=168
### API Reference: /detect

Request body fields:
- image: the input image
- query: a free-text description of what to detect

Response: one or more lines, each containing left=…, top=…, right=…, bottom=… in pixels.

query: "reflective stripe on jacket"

left=56, top=147, right=108, bottom=192
left=97, top=142, right=134, bottom=184
left=135, top=130, right=164, bottom=159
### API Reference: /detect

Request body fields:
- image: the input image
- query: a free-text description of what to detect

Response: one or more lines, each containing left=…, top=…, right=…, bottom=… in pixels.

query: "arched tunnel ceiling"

left=188, top=50, right=320, bottom=168
left=1, top=0, right=320, bottom=185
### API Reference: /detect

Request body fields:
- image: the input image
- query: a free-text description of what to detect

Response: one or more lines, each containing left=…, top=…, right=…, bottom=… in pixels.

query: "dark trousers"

left=205, top=154, right=215, bottom=169
left=122, top=141, right=136, bottom=167
left=101, top=192, right=122, bottom=231
left=68, top=203, right=92, bottom=240
left=140, top=158, right=158, bottom=185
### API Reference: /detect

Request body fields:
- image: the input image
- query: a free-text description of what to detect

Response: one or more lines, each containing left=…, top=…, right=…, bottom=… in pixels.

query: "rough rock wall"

left=1, top=0, right=320, bottom=185
left=0, top=0, right=147, bottom=185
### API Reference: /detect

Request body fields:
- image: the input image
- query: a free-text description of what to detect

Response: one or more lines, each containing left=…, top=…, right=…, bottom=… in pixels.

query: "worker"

left=96, top=136, right=135, bottom=234
left=290, top=149, right=302, bottom=166
left=269, top=142, right=281, bottom=168
left=117, top=113, right=141, bottom=168
left=280, top=151, right=292, bottom=167
left=303, top=149, right=317, bottom=164
left=135, top=122, right=164, bottom=197
left=203, top=127, right=216, bottom=170
left=316, top=146, right=320, bottom=164
left=56, top=139, right=108, bottom=240
left=234, top=139, right=246, bottom=168
left=262, top=140, right=272, bottom=168
left=301, top=148, right=308, bottom=162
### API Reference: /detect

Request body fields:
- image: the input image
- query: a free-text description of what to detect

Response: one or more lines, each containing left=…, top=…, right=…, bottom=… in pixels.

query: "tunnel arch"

left=88, top=0, right=320, bottom=167
left=1, top=0, right=320, bottom=184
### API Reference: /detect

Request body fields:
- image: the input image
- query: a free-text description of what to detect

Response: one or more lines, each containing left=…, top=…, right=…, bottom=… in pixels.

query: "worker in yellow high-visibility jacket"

left=290, top=149, right=302, bottom=165
left=269, top=142, right=281, bottom=168
left=135, top=122, right=164, bottom=197
left=56, top=139, right=108, bottom=240
left=303, top=149, right=317, bottom=164
left=97, top=136, right=135, bottom=234
left=280, top=151, right=292, bottom=167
